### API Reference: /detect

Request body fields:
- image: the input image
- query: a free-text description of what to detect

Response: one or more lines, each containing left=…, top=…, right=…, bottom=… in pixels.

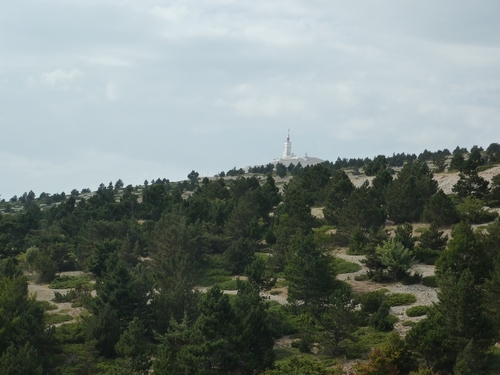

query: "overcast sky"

left=1, top=0, right=500, bottom=199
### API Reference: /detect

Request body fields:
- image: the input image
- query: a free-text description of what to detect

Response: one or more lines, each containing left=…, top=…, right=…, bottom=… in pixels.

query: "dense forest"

left=1, top=143, right=500, bottom=374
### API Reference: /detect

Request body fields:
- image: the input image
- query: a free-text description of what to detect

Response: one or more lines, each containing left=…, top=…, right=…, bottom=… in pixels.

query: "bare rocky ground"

left=334, top=248, right=438, bottom=336
left=28, top=271, right=95, bottom=326
left=347, top=165, right=500, bottom=193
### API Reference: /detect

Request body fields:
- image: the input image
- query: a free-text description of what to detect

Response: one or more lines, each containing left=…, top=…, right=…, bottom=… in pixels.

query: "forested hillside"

left=1, top=143, right=500, bottom=374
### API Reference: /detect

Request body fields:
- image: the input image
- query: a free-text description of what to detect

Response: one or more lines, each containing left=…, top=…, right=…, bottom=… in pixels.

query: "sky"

left=1, top=0, right=500, bottom=199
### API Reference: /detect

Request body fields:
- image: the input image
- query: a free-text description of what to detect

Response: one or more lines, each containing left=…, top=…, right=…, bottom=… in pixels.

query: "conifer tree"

left=436, top=221, right=491, bottom=284
left=385, top=160, right=437, bottom=223
left=285, top=232, right=334, bottom=307
left=323, top=169, right=355, bottom=225
left=422, top=190, right=459, bottom=226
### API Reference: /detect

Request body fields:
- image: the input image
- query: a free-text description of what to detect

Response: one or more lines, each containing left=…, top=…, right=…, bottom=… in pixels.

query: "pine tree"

left=422, top=190, right=459, bottom=226
left=323, top=169, right=355, bottom=225
left=285, top=233, right=334, bottom=307
left=0, top=342, right=43, bottom=375
left=385, top=161, right=438, bottom=223
left=436, top=270, right=494, bottom=371
left=436, top=221, right=491, bottom=284
left=115, top=318, right=150, bottom=374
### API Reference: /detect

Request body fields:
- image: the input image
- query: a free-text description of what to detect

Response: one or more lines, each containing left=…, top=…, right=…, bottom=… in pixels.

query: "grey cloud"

left=1, top=0, right=499, bottom=198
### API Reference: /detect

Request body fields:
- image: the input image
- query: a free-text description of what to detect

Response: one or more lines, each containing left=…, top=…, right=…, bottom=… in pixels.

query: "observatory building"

left=272, top=130, right=324, bottom=167
left=283, top=130, right=293, bottom=159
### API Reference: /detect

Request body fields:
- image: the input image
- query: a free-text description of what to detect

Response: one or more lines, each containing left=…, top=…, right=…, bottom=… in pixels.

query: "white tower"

left=283, top=129, right=292, bottom=158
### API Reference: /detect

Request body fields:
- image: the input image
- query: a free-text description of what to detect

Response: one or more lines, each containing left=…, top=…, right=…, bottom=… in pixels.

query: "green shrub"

left=406, top=305, right=429, bottom=317
left=345, top=327, right=390, bottom=359
left=217, top=279, right=238, bottom=290
left=413, top=247, right=440, bottom=265
left=386, top=293, right=416, bottom=306
left=333, top=258, right=361, bottom=274
left=267, top=302, right=297, bottom=337
left=49, top=275, right=92, bottom=289
left=402, top=321, right=416, bottom=327
left=354, top=273, right=369, bottom=281
left=291, top=336, right=313, bottom=353
left=422, top=276, right=438, bottom=288
left=45, top=313, right=74, bottom=325
left=199, top=262, right=232, bottom=286
left=369, top=303, right=395, bottom=331
left=358, top=290, right=387, bottom=314
left=348, top=225, right=369, bottom=255
left=53, top=322, right=85, bottom=344
left=38, top=300, right=58, bottom=311
left=477, top=164, right=496, bottom=172
left=401, top=272, right=422, bottom=285
left=52, top=285, right=93, bottom=306
left=53, top=290, right=75, bottom=303
left=457, top=196, right=499, bottom=224
left=376, top=239, right=417, bottom=280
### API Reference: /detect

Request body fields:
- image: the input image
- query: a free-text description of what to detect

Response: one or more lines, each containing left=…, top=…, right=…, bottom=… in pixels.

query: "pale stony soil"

left=28, top=271, right=95, bottom=326
left=195, top=285, right=289, bottom=305
left=435, top=165, right=500, bottom=194
left=347, top=165, right=500, bottom=194
left=333, top=248, right=438, bottom=336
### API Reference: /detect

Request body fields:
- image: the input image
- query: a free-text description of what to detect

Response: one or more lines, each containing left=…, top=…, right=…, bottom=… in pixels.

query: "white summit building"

left=283, top=130, right=293, bottom=159
left=272, top=130, right=324, bottom=167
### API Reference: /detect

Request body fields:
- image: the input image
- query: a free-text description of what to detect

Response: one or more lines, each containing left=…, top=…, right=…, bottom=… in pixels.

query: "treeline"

left=1, top=142, right=500, bottom=374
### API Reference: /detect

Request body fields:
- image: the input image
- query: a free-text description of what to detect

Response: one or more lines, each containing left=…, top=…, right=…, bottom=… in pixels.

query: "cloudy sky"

left=1, top=0, right=500, bottom=199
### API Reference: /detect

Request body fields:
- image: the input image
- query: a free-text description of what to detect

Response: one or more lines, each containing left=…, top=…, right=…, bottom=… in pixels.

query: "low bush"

left=358, top=290, right=388, bottom=314
left=49, top=275, right=92, bottom=289
left=386, top=293, right=416, bottom=307
left=38, top=300, right=58, bottom=311
left=402, top=321, right=416, bottom=327
left=333, top=258, right=361, bottom=274
left=413, top=247, right=440, bottom=265
left=406, top=305, right=429, bottom=317
left=52, top=285, right=93, bottom=306
left=354, top=273, right=369, bottom=281
left=422, top=276, right=438, bottom=288
left=217, top=279, right=238, bottom=290
left=267, top=302, right=298, bottom=337
left=369, top=303, right=395, bottom=332
left=45, top=313, right=73, bottom=325
left=345, top=327, right=391, bottom=359
left=401, top=272, right=422, bottom=285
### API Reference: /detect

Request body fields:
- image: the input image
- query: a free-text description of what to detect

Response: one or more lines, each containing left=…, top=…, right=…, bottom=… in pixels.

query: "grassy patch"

left=386, top=314, right=399, bottom=326
left=198, top=256, right=233, bottom=287
left=254, top=252, right=270, bottom=261
left=217, top=280, right=239, bottom=290
left=274, top=347, right=300, bottom=361
left=402, top=321, right=416, bottom=327
left=345, top=327, right=390, bottom=359
left=478, top=164, right=496, bottom=172
left=354, top=273, right=369, bottom=281
left=406, top=305, right=429, bottom=317
left=49, top=275, right=93, bottom=289
left=386, top=293, right=417, bottom=306
left=333, top=258, right=361, bottom=274
left=414, top=226, right=430, bottom=233
left=274, top=278, right=288, bottom=288
left=45, top=313, right=74, bottom=325
left=422, top=275, right=438, bottom=288
left=38, top=300, right=58, bottom=311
